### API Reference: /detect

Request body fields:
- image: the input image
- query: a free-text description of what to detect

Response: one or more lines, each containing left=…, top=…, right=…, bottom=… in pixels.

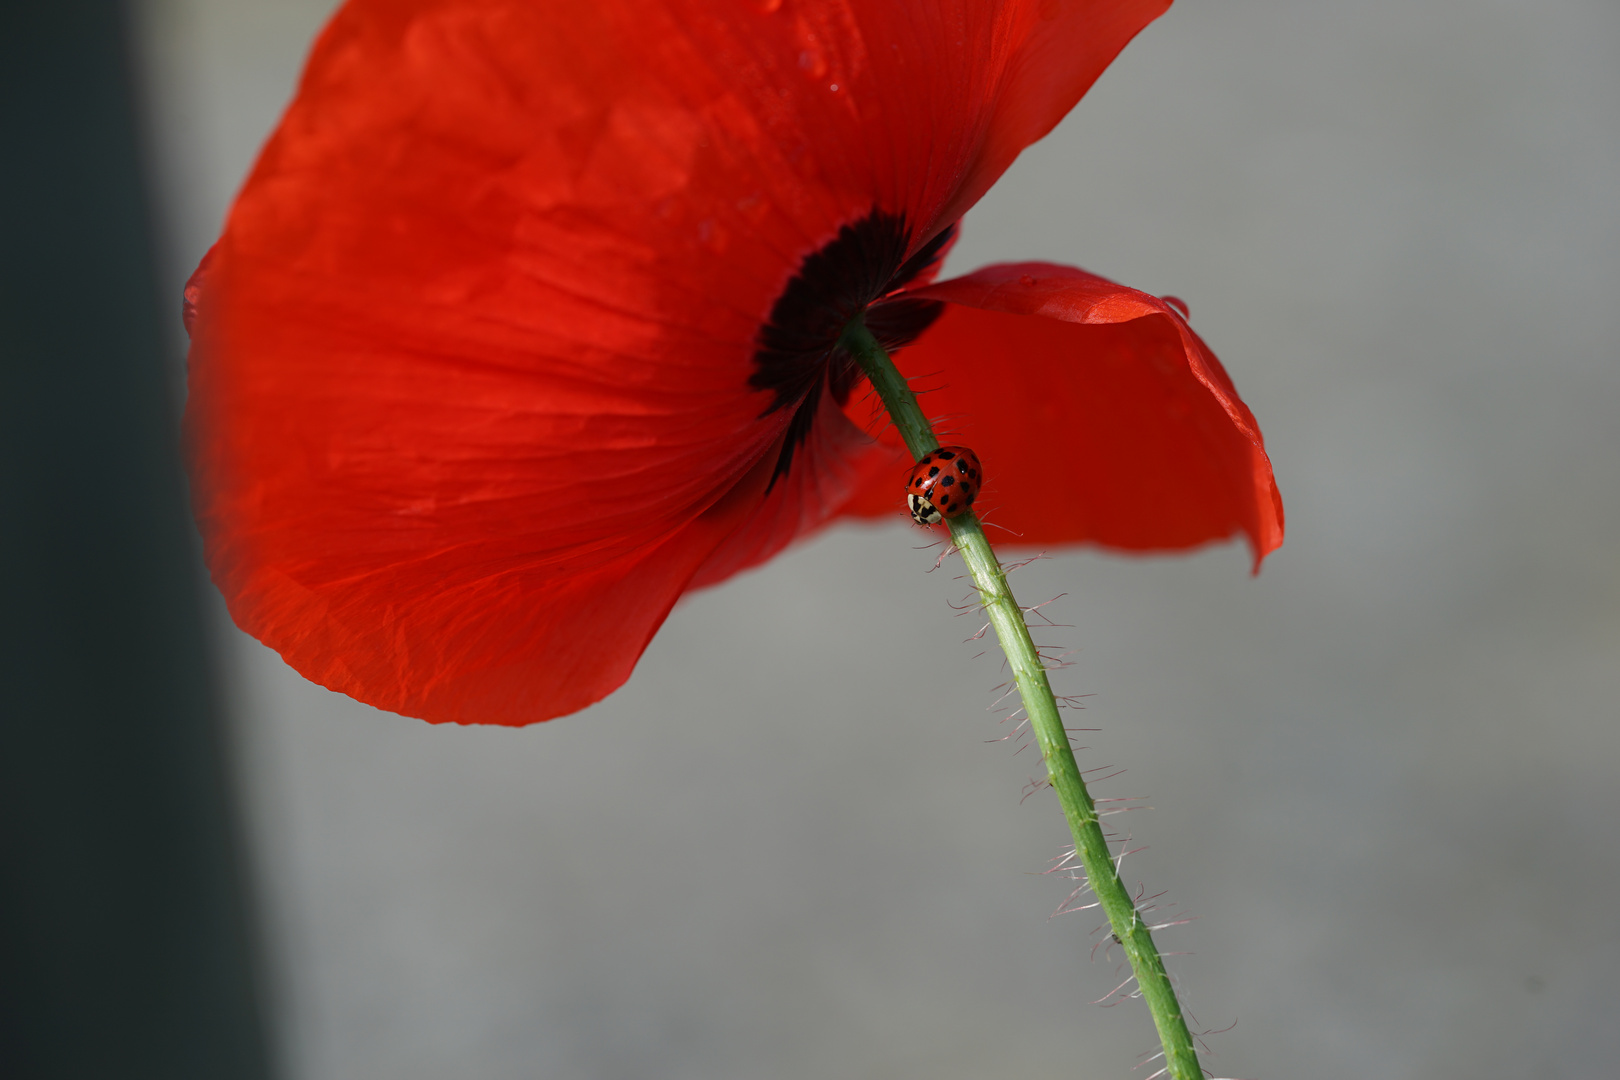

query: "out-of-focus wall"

left=136, top=2, right=1620, bottom=1077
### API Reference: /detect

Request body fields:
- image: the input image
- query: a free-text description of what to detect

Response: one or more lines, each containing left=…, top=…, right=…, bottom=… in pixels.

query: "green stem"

left=842, top=318, right=1203, bottom=1080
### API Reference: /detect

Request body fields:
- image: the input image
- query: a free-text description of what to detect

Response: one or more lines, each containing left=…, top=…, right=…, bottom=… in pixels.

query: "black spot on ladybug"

left=937, top=450, right=956, bottom=460
left=928, top=466, right=940, bottom=477
left=940, top=475, right=955, bottom=488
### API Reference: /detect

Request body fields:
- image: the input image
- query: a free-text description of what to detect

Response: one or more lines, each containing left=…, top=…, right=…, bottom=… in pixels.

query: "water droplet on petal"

left=1019, top=274, right=1037, bottom=287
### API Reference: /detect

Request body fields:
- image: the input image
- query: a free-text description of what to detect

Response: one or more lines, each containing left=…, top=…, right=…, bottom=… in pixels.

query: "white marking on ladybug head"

left=908, top=493, right=943, bottom=525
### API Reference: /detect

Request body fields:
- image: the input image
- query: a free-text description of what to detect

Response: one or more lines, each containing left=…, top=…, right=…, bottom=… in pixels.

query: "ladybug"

left=906, top=446, right=982, bottom=525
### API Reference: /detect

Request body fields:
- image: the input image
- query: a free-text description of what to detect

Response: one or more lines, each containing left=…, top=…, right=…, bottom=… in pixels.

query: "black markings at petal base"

left=751, top=210, right=955, bottom=485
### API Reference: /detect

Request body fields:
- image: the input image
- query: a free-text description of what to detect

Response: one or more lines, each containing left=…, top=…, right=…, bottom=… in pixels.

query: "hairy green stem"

left=842, top=318, right=1203, bottom=1080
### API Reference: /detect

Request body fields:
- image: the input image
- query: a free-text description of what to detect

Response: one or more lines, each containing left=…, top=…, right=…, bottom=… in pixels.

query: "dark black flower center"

left=751, top=209, right=954, bottom=485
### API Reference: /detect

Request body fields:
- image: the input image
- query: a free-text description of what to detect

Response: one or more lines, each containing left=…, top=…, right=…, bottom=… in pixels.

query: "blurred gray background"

left=133, top=1, right=1619, bottom=1077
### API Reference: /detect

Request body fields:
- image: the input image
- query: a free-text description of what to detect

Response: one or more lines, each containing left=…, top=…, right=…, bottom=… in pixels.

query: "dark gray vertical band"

left=0, top=3, right=274, bottom=1077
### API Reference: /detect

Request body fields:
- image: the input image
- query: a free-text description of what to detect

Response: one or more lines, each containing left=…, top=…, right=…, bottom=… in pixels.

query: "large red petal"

left=839, top=263, right=1284, bottom=565
left=185, top=0, right=1174, bottom=725
left=187, top=248, right=788, bottom=725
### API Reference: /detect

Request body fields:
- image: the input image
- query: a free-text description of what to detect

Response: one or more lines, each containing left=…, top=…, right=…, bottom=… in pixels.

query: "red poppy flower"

left=184, top=0, right=1282, bottom=726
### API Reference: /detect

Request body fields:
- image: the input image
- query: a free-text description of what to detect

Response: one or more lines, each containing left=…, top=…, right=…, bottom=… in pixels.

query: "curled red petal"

left=841, top=263, right=1284, bottom=566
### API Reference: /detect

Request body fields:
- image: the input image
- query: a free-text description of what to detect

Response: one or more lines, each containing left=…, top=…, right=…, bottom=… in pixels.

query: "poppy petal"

left=838, top=263, right=1284, bottom=566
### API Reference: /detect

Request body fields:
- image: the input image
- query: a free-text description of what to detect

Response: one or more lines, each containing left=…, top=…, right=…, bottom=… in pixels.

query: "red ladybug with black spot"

left=906, top=446, right=982, bottom=525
